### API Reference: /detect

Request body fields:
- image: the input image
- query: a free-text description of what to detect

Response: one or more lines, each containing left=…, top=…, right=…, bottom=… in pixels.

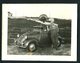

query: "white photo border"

left=2, top=4, right=77, bottom=61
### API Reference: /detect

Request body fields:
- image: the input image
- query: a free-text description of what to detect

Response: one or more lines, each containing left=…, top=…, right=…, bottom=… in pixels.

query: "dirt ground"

left=7, top=43, right=71, bottom=55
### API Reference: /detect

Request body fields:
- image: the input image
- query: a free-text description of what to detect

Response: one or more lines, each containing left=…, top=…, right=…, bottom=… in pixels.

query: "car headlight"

left=17, top=34, right=20, bottom=38
left=25, top=36, right=28, bottom=39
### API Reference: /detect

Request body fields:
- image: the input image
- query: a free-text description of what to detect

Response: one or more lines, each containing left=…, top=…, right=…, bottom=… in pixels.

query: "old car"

left=14, top=14, right=63, bottom=52
left=14, top=25, right=63, bottom=52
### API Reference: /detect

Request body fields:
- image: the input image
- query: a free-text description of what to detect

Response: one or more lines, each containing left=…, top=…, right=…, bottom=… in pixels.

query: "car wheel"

left=28, top=42, right=37, bottom=52
left=57, top=40, right=61, bottom=47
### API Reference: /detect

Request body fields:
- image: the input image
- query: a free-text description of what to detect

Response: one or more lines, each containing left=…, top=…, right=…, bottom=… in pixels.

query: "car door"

left=39, top=26, right=52, bottom=47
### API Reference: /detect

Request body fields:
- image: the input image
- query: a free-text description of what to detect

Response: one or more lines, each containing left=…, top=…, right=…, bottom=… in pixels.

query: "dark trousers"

left=50, top=29, right=58, bottom=48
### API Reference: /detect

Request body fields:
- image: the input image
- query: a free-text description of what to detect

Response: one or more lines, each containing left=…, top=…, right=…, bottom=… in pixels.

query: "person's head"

left=48, top=18, right=54, bottom=23
left=39, top=14, right=48, bottom=23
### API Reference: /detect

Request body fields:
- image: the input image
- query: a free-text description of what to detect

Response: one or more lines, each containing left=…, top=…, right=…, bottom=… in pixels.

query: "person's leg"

left=51, top=29, right=58, bottom=49
left=54, top=31, right=59, bottom=49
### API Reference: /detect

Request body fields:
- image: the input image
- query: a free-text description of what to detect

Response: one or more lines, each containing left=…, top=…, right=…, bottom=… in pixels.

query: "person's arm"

left=56, top=24, right=59, bottom=32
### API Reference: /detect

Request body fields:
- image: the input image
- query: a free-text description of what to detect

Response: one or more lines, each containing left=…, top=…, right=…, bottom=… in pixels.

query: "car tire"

left=57, top=40, right=61, bottom=47
left=57, top=36, right=63, bottom=47
left=27, top=41, right=37, bottom=52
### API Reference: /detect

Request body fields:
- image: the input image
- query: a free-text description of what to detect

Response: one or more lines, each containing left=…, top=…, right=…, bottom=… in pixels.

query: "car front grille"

left=16, top=41, right=22, bottom=46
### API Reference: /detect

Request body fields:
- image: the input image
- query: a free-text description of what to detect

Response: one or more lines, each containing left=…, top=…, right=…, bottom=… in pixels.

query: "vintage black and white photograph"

left=2, top=4, right=77, bottom=61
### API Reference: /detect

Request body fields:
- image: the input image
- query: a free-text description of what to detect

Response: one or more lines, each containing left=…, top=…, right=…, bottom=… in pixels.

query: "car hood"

left=16, top=32, right=28, bottom=43
left=16, top=31, right=41, bottom=43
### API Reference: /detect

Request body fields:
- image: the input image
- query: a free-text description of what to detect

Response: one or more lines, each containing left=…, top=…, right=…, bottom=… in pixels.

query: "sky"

left=5, top=4, right=77, bottom=19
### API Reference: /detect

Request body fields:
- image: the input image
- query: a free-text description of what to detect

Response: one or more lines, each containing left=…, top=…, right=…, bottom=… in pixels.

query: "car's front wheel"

left=27, top=42, right=37, bottom=52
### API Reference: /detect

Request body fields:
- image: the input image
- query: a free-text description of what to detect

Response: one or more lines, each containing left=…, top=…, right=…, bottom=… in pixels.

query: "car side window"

left=30, top=29, right=41, bottom=34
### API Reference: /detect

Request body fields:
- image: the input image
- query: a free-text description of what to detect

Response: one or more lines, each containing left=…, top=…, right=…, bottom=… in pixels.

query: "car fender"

left=24, top=39, right=38, bottom=48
